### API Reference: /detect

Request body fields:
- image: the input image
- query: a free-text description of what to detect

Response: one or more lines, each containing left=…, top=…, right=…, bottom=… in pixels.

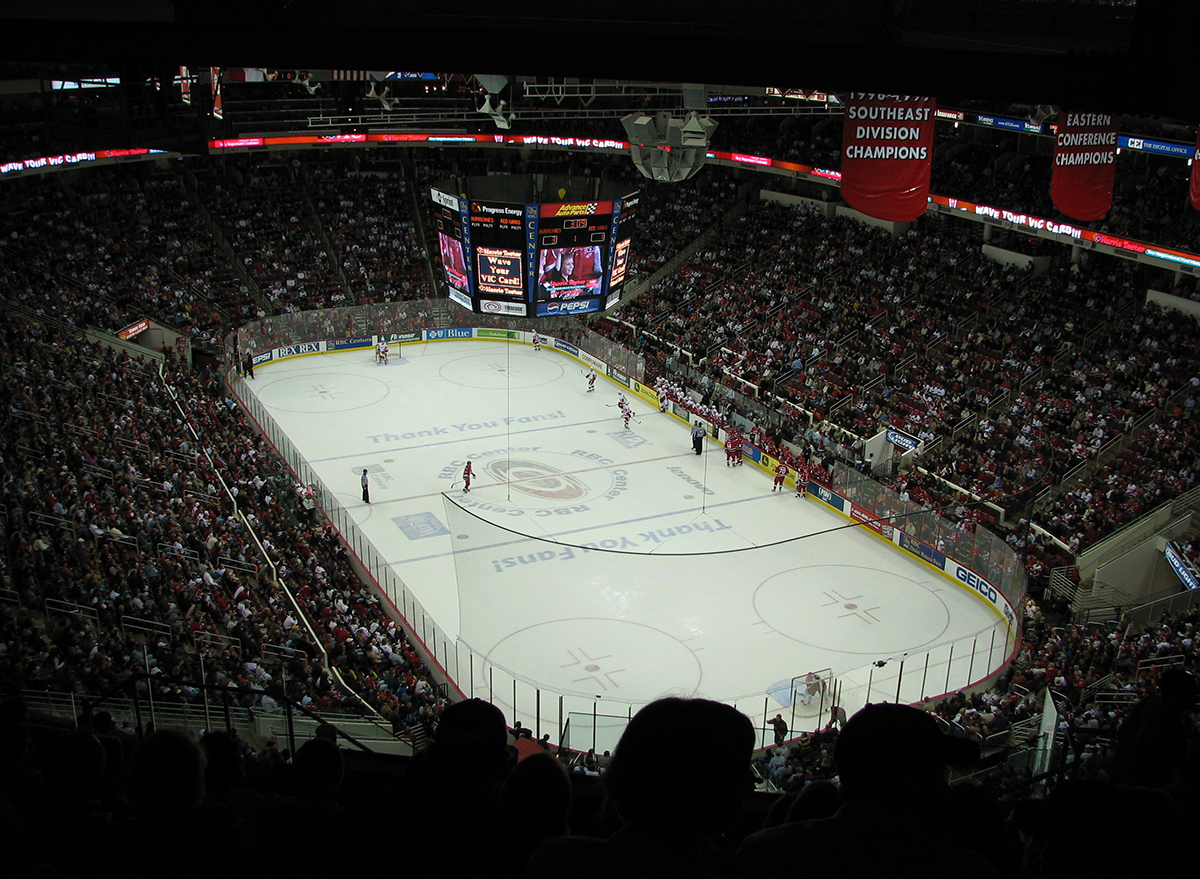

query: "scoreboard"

left=431, top=177, right=638, bottom=317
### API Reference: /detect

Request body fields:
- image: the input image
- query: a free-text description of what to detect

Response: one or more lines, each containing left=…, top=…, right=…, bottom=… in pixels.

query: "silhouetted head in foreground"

left=834, top=702, right=979, bottom=803
left=604, top=697, right=755, bottom=833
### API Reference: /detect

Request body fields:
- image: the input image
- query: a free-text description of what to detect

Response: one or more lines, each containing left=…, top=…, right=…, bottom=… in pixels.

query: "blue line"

left=308, top=415, right=620, bottom=463
left=385, top=492, right=780, bottom=566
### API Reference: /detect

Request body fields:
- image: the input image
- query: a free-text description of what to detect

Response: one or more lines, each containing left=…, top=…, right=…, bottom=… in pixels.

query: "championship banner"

left=1050, top=112, right=1119, bottom=222
left=1191, top=132, right=1200, bottom=212
left=210, top=67, right=222, bottom=119
left=840, top=94, right=936, bottom=222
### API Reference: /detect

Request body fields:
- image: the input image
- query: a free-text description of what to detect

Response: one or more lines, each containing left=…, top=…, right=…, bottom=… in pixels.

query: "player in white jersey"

left=586, top=368, right=596, bottom=392
left=376, top=340, right=389, bottom=364
left=532, top=331, right=542, bottom=352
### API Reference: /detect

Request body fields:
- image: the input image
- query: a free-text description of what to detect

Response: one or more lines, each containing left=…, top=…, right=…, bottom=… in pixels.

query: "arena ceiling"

left=0, top=1, right=1193, bottom=120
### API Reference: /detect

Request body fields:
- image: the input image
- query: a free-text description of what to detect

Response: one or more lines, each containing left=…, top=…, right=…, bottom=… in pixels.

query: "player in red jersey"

left=772, top=462, right=789, bottom=492
left=725, top=432, right=740, bottom=466
left=462, top=461, right=473, bottom=493
left=795, top=458, right=811, bottom=498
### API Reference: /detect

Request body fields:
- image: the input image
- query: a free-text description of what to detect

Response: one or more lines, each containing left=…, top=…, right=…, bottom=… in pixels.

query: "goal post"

left=788, top=667, right=837, bottom=730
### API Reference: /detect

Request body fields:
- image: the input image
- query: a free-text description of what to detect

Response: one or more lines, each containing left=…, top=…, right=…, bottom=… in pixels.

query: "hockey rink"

left=241, top=339, right=1012, bottom=742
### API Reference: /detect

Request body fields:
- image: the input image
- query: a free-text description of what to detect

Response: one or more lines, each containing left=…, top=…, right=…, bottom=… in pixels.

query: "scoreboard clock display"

left=431, top=176, right=637, bottom=318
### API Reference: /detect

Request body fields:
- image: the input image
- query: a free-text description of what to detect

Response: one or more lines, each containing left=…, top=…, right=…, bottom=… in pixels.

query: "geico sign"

left=955, top=566, right=999, bottom=604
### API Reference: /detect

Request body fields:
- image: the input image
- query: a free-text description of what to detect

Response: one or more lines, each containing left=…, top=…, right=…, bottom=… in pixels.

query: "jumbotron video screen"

left=431, top=176, right=638, bottom=317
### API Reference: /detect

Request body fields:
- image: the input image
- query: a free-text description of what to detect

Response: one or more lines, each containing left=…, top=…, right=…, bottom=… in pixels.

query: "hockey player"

left=532, top=331, right=542, bottom=352
left=586, top=368, right=596, bottom=392
left=795, top=457, right=811, bottom=498
left=725, top=432, right=740, bottom=467
left=772, top=462, right=789, bottom=492
left=376, top=339, right=389, bottom=365
left=462, top=461, right=473, bottom=493
left=801, top=671, right=823, bottom=705
left=621, top=402, right=633, bottom=430
left=617, top=393, right=627, bottom=409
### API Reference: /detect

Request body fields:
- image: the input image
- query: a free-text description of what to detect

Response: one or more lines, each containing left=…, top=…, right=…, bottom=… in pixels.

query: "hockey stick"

left=606, top=403, right=619, bottom=407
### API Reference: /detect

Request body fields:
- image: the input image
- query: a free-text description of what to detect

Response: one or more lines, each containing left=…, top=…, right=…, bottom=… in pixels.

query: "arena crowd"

left=1, top=128, right=1198, bottom=877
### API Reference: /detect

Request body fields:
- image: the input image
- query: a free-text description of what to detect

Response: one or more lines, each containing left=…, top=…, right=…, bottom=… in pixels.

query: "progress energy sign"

left=840, top=94, right=936, bottom=222
left=1051, top=112, right=1119, bottom=222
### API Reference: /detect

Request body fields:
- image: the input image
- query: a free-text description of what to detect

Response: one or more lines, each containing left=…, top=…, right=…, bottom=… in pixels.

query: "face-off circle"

left=438, top=352, right=564, bottom=389
left=485, top=618, right=704, bottom=702
left=753, top=564, right=952, bottom=656
left=258, top=373, right=391, bottom=413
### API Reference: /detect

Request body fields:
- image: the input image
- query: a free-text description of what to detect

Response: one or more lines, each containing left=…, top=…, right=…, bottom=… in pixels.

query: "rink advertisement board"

left=740, top=442, right=764, bottom=466
left=848, top=502, right=885, bottom=535
left=476, top=328, right=519, bottom=340
left=425, top=328, right=473, bottom=341
left=275, top=342, right=323, bottom=360
left=950, top=561, right=1017, bottom=631
left=553, top=339, right=580, bottom=357
left=328, top=336, right=373, bottom=351
left=668, top=401, right=692, bottom=421
left=606, top=366, right=631, bottom=388
left=899, top=531, right=947, bottom=570
left=379, top=331, right=421, bottom=344
left=630, top=379, right=659, bottom=408
left=813, top=484, right=844, bottom=512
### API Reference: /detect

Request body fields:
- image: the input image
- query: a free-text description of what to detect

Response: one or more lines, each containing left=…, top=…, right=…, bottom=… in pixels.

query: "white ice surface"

left=244, top=340, right=1010, bottom=737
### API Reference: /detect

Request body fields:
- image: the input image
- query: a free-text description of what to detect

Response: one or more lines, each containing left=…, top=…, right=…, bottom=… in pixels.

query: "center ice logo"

left=485, top=458, right=588, bottom=501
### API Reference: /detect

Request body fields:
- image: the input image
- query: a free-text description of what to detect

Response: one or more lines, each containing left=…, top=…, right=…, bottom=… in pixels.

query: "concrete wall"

left=982, top=243, right=1052, bottom=274
left=760, top=189, right=836, bottom=218
left=1147, top=288, right=1200, bottom=320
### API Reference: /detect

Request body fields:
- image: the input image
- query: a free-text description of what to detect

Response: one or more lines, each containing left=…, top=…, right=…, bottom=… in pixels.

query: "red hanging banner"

left=1190, top=132, right=1200, bottom=211
left=1050, top=111, right=1119, bottom=222
left=840, top=94, right=936, bottom=222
